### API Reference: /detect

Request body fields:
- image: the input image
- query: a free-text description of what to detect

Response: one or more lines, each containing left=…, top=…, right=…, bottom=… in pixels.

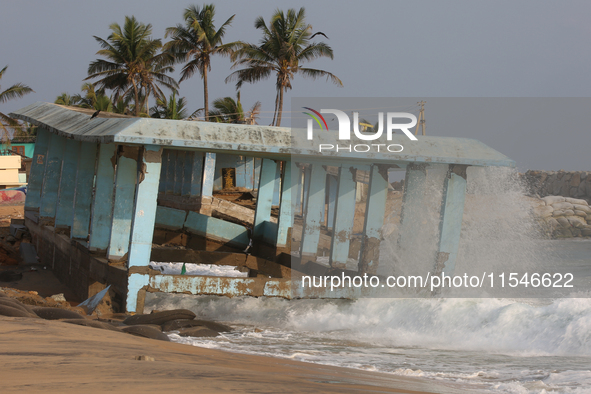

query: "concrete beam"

left=127, top=145, right=163, bottom=268
left=184, top=211, right=250, bottom=248
left=202, top=152, right=216, bottom=198
left=189, top=151, right=204, bottom=196
left=301, top=163, right=327, bottom=263
left=253, top=158, right=277, bottom=242
left=235, top=155, right=246, bottom=188
left=302, top=166, right=311, bottom=213
left=272, top=162, right=281, bottom=206
left=245, top=156, right=255, bottom=189
left=397, top=163, right=428, bottom=254
left=329, top=166, right=357, bottom=269
left=89, top=143, right=117, bottom=251
left=327, top=175, right=337, bottom=230
left=71, top=142, right=98, bottom=240
left=435, top=165, right=468, bottom=276
left=25, top=127, right=51, bottom=211
left=107, top=146, right=138, bottom=259
left=359, top=165, right=388, bottom=274
left=39, top=134, right=66, bottom=223
left=276, top=161, right=292, bottom=247
left=181, top=151, right=193, bottom=196
left=55, top=139, right=80, bottom=230
left=294, top=166, right=303, bottom=216
left=165, top=149, right=176, bottom=194
left=158, top=149, right=168, bottom=194
left=174, top=150, right=184, bottom=195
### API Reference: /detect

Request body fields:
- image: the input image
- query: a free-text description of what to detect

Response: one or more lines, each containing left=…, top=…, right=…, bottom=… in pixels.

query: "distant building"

left=0, top=137, right=36, bottom=187
left=10, top=136, right=36, bottom=158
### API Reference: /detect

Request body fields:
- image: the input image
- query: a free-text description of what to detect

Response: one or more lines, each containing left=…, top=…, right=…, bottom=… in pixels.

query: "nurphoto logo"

left=303, top=107, right=419, bottom=153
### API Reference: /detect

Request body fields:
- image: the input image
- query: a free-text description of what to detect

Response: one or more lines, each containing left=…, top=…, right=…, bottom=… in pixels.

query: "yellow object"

left=0, top=156, right=24, bottom=186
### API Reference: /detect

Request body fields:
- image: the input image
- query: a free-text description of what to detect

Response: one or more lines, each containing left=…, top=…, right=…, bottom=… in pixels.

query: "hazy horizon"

left=2, top=0, right=590, bottom=171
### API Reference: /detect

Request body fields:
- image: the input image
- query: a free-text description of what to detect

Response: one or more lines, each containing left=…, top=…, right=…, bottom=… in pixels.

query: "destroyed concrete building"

left=10, top=102, right=514, bottom=312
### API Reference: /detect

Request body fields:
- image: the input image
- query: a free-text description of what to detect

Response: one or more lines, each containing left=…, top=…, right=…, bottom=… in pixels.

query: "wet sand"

left=0, top=317, right=473, bottom=394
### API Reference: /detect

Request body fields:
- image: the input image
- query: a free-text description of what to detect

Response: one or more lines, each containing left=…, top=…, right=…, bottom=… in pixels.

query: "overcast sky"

left=1, top=0, right=590, bottom=171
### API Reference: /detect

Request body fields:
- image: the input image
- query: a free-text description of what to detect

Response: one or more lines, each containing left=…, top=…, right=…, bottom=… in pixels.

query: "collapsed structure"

left=10, top=102, right=514, bottom=312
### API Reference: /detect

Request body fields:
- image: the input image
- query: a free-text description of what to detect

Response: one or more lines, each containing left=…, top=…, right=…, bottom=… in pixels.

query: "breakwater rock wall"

left=524, top=170, right=591, bottom=203
left=531, top=196, right=591, bottom=238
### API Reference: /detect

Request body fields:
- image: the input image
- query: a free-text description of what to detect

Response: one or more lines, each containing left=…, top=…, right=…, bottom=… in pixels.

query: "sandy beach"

left=0, top=316, right=471, bottom=394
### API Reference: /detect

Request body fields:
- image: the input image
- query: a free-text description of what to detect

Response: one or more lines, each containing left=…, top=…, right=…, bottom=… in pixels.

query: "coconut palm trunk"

left=203, top=65, right=209, bottom=121
left=132, top=80, right=140, bottom=116
left=276, top=85, right=285, bottom=127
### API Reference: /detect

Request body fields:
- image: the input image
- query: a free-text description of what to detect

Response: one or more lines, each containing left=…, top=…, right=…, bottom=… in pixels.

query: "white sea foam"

left=145, top=167, right=591, bottom=393
left=152, top=296, right=591, bottom=357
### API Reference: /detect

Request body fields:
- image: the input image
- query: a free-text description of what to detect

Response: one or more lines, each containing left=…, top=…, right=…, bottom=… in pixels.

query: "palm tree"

left=0, top=65, right=34, bottom=145
left=74, top=83, right=113, bottom=111
left=112, top=96, right=132, bottom=115
left=209, top=91, right=261, bottom=124
left=86, top=16, right=178, bottom=116
left=165, top=4, right=236, bottom=121
left=226, top=8, right=342, bottom=127
left=55, top=83, right=112, bottom=111
left=150, top=91, right=190, bottom=119
left=54, top=93, right=80, bottom=106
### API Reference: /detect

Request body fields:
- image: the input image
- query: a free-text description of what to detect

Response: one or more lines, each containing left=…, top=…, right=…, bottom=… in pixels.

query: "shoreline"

left=0, top=316, right=476, bottom=394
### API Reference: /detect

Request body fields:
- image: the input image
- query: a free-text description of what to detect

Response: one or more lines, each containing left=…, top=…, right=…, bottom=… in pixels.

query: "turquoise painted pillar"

left=320, top=175, right=327, bottom=225
left=253, top=158, right=276, bottom=241
left=245, top=156, right=254, bottom=189
left=127, top=273, right=149, bottom=313
left=158, top=149, right=168, bottom=193
left=302, top=167, right=311, bottom=213
left=294, top=167, right=303, bottom=215
left=89, top=143, right=117, bottom=251
left=301, top=163, right=327, bottom=264
left=71, top=142, right=98, bottom=240
left=435, top=165, right=467, bottom=276
left=40, top=134, right=66, bottom=223
left=165, top=150, right=176, bottom=194
left=236, top=155, right=246, bottom=188
left=54, top=139, right=80, bottom=230
left=182, top=151, right=193, bottom=196
left=327, top=175, right=337, bottom=230
left=126, top=145, right=163, bottom=312
left=272, top=163, right=281, bottom=205
left=328, top=166, right=357, bottom=269
left=276, top=161, right=292, bottom=247
left=174, top=150, right=184, bottom=195
left=190, top=151, right=204, bottom=196
left=254, top=158, right=261, bottom=191
left=202, top=152, right=216, bottom=198
left=107, top=146, right=138, bottom=260
left=127, top=145, right=163, bottom=270
left=359, top=165, right=388, bottom=274
left=24, top=128, right=50, bottom=211
left=398, top=163, right=427, bottom=253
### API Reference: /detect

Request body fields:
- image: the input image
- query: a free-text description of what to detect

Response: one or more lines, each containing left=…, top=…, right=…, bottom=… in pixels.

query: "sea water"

left=145, top=167, right=591, bottom=393
left=147, top=262, right=591, bottom=393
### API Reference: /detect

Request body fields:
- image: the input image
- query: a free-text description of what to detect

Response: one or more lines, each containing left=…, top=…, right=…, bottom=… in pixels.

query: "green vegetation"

left=49, top=5, right=343, bottom=122
left=165, top=4, right=236, bottom=121
left=227, top=8, right=342, bottom=126
left=0, top=65, right=34, bottom=144
left=86, top=16, right=178, bottom=116
left=150, top=91, right=194, bottom=120
left=209, top=92, right=261, bottom=124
